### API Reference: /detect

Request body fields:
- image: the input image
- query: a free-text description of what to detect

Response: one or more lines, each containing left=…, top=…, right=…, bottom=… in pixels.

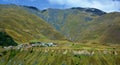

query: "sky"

left=0, top=0, right=120, bottom=12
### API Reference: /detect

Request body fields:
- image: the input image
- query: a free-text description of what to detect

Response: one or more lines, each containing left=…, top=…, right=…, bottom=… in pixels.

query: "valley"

left=0, top=4, right=120, bottom=65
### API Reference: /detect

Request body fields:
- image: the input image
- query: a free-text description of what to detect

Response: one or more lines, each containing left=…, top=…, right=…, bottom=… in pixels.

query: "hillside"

left=0, top=4, right=120, bottom=44
left=23, top=6, right=120, bottom=44
left=23, top=6, right=106, bottom=41
left=83, top=12, right=120, bottom=44
left=0, top=4, right=65, bottom=43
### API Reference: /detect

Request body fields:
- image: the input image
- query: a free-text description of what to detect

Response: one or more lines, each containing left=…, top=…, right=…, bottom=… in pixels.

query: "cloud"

left=2, top=0, right=120, bottom=12
left=48, top=0, right=120, bottom=12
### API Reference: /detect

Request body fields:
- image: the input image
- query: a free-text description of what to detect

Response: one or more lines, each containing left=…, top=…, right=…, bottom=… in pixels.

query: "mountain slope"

left=83, top=12, right=120, bottom=44
left=23, top=6, right=120, bottom=44
left=0, top=4, right=65, bottom=43
left=1, top=4, right=120, bottom=44
left=23, top=6, right=106, bottom=41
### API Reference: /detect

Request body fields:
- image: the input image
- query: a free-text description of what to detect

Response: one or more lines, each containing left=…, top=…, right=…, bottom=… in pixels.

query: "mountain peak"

left=71, top=7, right=106, bottom=15
left=23, top=6, right=39, bottom=11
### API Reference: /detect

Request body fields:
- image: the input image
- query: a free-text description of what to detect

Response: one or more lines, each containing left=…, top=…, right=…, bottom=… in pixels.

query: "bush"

left=0, top=32, right=17, bottom=46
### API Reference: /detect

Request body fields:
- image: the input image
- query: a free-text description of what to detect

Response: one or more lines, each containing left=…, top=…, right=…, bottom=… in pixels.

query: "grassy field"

left=0, top=43, right=119, bottom=65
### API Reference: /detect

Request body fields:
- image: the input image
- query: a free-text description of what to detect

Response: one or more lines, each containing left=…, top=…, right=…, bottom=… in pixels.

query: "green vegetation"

left=0, top=4, right=120, bottom=65
left=41, top=9, right=120, bottom=44
left=0, top=32, right=17, bottom=46
left=0, top=46, right=119, bottom=65
left=38, top=8, right=101, bottom=42
left=1, top=4, right=120, bottom=44
left=26, top=6, right=120, bottom=44
left=84, top=12, right=120, bottom=44
left=0, top=4, right=65, bottom=43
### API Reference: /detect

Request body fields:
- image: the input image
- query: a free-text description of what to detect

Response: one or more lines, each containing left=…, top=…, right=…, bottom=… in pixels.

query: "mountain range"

left=0, top=4, right=120, bottom=45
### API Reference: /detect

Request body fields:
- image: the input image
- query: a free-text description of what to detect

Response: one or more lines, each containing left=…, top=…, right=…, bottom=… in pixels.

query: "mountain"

left=83, top=12, right=120, bottom=44
left=0, top=4, right=65, bottom=43
left=0, top=4, right=120, bottom=44
left=23, top=6, right=106, bottom=41
left=23, top=6, right=120, bottom=44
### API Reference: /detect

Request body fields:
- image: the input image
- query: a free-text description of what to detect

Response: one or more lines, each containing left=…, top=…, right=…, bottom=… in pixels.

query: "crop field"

left=0, top=44, right=120, bottom=65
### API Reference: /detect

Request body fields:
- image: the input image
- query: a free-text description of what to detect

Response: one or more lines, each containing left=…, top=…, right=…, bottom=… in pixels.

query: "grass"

left=0, top=4, right=65, bottom=43
left=38, top=7, right=120, bottom=44
left=0, top=43, right=119, bottom=65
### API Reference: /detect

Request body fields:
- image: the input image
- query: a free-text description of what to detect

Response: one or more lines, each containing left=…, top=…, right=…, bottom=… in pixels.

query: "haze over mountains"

left=0, top=4, right=120, bottom=45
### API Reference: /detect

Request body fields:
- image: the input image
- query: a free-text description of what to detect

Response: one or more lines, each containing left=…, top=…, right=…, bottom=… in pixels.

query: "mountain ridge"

left=1, top=4, right=120, bottom=44
left=32, top=6, right=106, bottom=41
left=23, top=5, right=120, bottom=44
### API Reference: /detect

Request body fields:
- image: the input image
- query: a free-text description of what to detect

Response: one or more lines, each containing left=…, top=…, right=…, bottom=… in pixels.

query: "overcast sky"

left=0, top=0, right=120, bottom=12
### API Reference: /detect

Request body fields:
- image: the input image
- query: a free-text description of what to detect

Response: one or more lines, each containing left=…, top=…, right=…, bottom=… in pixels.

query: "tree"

left=0, top=32, right=17, bottom=46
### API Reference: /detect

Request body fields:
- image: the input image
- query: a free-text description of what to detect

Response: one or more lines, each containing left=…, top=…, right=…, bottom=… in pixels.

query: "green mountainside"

left=83, top=12, right=120, bottom=44
left=23, top=6, right=105, bottom=41
left=23, top=6, right=120, bottom=44
left=0, top=4, right=65, bottom=43
left=0, top=4, right=120, bottom=44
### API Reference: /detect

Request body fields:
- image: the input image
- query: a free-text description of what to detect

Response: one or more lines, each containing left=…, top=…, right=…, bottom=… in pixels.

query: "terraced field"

left=0, top=44, right=120, bottom=65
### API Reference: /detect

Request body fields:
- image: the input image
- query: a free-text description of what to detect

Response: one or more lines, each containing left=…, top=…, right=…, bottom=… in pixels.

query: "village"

left=3, top=42, right=118, bottom=56
left=3, top=42, right=57, bottom=50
